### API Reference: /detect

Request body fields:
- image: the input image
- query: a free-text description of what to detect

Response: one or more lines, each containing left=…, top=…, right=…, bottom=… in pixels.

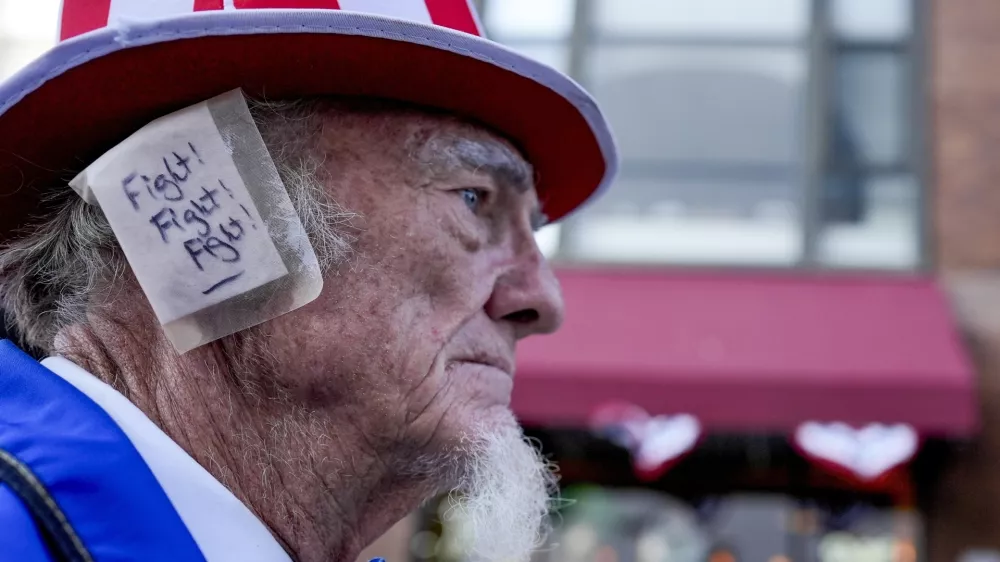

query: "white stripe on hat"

left=109, top=0, right=196, bottom=25
left=224, top=0, right=236, bottom=10
left=338, top=0, right=433, bottom=25
left=463, top=0, right=486, bottom=35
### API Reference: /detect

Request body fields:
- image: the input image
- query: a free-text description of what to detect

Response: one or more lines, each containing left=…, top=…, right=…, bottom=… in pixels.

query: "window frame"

left=479, top=0, right=930, bottom=273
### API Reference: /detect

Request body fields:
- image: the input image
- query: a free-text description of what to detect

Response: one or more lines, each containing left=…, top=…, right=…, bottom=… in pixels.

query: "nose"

left=484, top=242, right=565, bottom=340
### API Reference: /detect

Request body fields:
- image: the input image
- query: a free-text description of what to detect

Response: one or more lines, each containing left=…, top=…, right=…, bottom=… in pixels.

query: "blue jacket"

left=0, top=340, right=206, bottom=562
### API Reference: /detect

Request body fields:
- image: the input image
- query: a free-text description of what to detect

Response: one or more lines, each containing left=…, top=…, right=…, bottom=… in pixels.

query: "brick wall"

left=934, top=0, right=1000, bottom=269
left=931, top=0, right=1000, bottom=560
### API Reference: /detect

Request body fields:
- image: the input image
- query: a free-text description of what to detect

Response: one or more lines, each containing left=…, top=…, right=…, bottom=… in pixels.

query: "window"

left=818, top=0, right=921, bottom=269
left=482, top=0, right=926, bottom=270
left=416, top=486, right=923, bottom=562
left=410, top=424, right=941, bottom=562
left=533, top=488, right=922, bottom=562
left=481, top=0, right=574, bottom=73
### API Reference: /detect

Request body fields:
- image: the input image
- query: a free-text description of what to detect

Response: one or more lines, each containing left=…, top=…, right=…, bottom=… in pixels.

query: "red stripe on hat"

left=235, top=0, right=340, bottom=7
left=424, top=0, right=481, bottom=36
left=60, top=0, right=113, bottom=40
left=193, top=0, right=225, bottom=10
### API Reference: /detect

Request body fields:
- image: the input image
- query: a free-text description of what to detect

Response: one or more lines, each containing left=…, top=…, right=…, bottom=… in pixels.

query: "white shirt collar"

left=42, top=356, right=292, bottom=562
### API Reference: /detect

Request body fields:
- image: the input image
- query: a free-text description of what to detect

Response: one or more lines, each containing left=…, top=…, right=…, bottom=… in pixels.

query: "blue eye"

left=460, top=188, right=482, bottom=210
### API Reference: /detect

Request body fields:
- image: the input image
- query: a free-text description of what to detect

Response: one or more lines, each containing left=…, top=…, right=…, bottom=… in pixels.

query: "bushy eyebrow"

left=422, top=136, right=535, bottom=194
left=456, top=144, right=549, bottom=231
left=413, top=132, right=549, bottom=230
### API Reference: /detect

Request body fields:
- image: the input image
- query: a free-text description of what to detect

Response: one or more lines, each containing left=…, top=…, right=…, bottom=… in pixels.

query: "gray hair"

left=0, top=99, right=354, bottom=353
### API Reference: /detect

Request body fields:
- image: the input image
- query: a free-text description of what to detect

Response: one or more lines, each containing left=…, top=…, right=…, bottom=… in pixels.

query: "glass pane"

left=545, top=489, right=712, bottom=561
left=566, top=176, right=803, bottom=266
left=818, top=174, right=919, bottom=269
left=483, top=0, right=575, bottom=40
left=810, top=507, right=923, bottom=562
left=542, top=489, right=809, bottom=562
left=833, top=52, right=909, bottom=166
left=709, top=495, right=796, bottom=562
left=594, top=0, right=810, bottom=39
left=831, top=0, right=913, bottom=41
left=569, top=45, right=808, bottom=266
left=589, top=46, right=806, bottom=164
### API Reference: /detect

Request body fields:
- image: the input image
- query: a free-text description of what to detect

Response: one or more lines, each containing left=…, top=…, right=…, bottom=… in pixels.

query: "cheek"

left=440, top=204, right=486, bottom=253
left=375, top=209, right=488, bottom=330
left=363, top=234, right=500, bottom=412
left=263, top=188, right=498, bottom=419
left=260, top=297, right=399, bottom=408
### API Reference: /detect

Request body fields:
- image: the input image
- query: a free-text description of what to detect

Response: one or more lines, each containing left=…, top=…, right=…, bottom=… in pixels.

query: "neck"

left=55, top=315, right=437, bottom=562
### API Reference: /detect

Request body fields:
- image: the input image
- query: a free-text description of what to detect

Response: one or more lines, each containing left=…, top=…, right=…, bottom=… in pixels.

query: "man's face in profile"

left=255, top=107, right=564, bottom=559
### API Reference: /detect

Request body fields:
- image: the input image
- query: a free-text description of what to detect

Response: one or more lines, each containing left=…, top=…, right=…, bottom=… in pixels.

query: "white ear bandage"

left=70, top=89, right=323, bottom=353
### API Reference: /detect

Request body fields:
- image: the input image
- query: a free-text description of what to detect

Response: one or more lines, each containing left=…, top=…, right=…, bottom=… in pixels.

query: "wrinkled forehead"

left=318, top=101, right=536, bottom=194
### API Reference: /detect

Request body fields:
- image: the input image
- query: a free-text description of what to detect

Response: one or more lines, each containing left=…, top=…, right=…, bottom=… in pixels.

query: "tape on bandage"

left=70, top=89, right=323, bottom=353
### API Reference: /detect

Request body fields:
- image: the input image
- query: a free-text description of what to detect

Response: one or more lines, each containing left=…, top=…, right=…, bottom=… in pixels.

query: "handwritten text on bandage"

left=120, top=142, right=263, bottom=296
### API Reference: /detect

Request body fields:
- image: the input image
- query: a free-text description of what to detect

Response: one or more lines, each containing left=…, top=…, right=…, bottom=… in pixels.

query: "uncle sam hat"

left=0, top=0, right=618, bottom=242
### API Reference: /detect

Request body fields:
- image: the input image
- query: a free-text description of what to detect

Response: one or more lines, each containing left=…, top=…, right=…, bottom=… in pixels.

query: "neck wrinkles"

left=53, top=314, right=438, bottom=562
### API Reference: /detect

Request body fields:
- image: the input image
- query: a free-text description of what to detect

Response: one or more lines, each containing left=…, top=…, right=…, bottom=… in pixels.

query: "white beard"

left=439, top=418, right=557, bottom=562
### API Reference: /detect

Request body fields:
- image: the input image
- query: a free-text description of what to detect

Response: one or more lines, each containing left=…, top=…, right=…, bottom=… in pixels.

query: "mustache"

left=443, top=332, right=515, bottom=379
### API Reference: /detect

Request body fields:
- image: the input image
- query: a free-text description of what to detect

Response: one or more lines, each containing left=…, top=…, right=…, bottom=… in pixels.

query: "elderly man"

left=0, top=2, right=615, bottom=562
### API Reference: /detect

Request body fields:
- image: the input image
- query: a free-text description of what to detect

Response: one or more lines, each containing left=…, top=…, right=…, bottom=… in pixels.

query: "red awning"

left=512, top=270, right=978, bottom=437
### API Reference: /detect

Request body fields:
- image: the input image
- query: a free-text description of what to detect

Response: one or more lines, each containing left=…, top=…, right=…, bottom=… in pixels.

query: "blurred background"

left=4, top=1, right=1000, bottom=561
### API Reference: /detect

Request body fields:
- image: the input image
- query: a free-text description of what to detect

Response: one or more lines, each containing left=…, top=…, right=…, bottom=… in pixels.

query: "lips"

left=451, top=351, right=514, bottom=378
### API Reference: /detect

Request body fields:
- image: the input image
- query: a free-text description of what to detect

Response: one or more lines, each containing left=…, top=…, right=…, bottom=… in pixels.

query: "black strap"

left=0, top=448, right=94, bottom=562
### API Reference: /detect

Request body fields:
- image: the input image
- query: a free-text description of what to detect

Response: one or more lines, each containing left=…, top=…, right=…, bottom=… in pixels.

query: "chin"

left=453, top=404, right=520, bottom=445
left=408, top=405, right=519, bottom=482
left=428, top=367, right=517, bottom=446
